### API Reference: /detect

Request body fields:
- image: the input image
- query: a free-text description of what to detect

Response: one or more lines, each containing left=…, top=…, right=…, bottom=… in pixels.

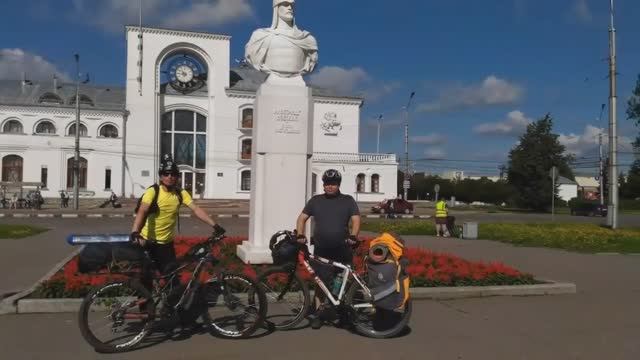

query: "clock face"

left=167, top=55, right=206, bottom=94
left=175, top=65, right=194, bottom=83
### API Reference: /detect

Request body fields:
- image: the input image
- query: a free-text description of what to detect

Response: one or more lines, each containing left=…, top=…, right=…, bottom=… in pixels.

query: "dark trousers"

left=141, top=241, right=178, bottom=290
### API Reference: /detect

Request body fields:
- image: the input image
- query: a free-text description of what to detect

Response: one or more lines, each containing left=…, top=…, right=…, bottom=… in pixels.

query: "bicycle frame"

left=296, top=248, right=373, bottom=308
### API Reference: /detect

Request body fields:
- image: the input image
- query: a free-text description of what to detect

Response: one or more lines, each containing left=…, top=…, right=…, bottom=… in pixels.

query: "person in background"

left=435, top=198, right=450, bottom=237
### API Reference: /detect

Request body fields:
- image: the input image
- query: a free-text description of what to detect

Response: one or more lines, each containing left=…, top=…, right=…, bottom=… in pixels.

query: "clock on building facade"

left=166, top=54, right=207, bottom=94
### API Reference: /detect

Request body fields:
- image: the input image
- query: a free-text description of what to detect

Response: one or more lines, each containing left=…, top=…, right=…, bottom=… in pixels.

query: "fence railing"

left=312, top=152, right=397, bottom=164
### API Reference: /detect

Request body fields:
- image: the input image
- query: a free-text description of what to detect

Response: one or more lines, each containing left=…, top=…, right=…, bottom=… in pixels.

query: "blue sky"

left=1, top=0, right=639, bottom=176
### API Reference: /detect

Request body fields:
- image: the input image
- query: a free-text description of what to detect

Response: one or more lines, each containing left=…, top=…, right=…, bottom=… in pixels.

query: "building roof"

left=574, top=176, right=599, bottom=187
left=0, top=68, right=363, bottom=110
left=229, top=66, right=364, bottom=100
left=0, top=79, right=125, bottom=111
left=557, top=176, right=578, bottom=185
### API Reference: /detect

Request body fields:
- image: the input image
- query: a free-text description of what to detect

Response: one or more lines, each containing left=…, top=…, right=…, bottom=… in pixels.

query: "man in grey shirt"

left=296, top=169, right=361, bottom=329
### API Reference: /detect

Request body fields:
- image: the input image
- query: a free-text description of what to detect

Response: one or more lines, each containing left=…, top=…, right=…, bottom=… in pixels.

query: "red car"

left=371, top=198, right=414, bottom=214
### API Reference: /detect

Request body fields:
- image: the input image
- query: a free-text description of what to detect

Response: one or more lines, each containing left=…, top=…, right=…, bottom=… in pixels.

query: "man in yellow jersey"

left=130, top=154, right=225, bottom=277
left=435, top=198, right=450, bottom=237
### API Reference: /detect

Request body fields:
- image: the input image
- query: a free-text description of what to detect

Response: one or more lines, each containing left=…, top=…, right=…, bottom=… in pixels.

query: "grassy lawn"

left=362, top=220, right=640, bottom=253
left=0, top=224, right=48, bottom=239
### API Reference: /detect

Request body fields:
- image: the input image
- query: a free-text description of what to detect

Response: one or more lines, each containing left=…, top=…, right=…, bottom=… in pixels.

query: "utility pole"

left=403, top=92, right=415, bottom=200
left=607, top=0, right=619, bottom=229
left=599, top=133, right=604, bottom=205
left=597, top=103, right=606, bottom=205
left=121, top=110, right=129, bottom=198
left=376, top=114, right=383, bottom=154
left=73, top=54, right=80, bottom=210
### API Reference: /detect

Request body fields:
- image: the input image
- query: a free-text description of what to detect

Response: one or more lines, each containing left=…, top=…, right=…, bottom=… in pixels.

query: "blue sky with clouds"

left=1, top=0, right=639, bottom=176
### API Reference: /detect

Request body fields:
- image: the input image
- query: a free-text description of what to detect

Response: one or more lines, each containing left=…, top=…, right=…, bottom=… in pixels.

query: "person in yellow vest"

left=435, top=198, right=450, bottom=237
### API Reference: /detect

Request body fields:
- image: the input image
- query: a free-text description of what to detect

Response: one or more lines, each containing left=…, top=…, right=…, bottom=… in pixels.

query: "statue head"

left=272, top=0, right=295, bottom=28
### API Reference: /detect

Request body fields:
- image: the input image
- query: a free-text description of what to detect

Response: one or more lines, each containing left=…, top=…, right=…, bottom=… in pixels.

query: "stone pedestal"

left=237, top=77, right=313, bottom=264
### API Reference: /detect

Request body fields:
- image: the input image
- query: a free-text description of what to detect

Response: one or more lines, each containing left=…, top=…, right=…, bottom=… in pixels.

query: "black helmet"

left=269, top=231, right=298, bottom=265
left=322, top=169, right=342, bottom=185
left=159, top=154, right=179, bottom=175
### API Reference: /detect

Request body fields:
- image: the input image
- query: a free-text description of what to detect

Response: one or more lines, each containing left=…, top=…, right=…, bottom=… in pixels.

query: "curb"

left=7, top=281, right=576, bottom=314
left=0, top=248, right=83, bottom=315
left=408, top=281, right=576, bottom=300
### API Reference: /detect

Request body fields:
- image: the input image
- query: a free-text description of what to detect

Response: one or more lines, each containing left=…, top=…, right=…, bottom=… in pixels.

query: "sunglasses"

left=161, top=172, right=179, bottom=177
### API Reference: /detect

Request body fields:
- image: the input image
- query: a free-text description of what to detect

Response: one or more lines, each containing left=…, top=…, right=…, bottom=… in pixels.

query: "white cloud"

left=309, top=66, right=371, bottom=95
left=558, top=125, right=634, bottom=157
left=424, top=148, right=446, bottom=159
left=474, top=110, right=532, bottom=137
left=570, top=0, right=593, bottom=23
left=163, top=0, right=253, bottom=28
left=410, top=134, right=446, bottom=146
left=363, top=82, right=402, bottom=102
left=0, top=48, right=70, bottom=82
left=417, top=75, right=524, bottom=113
left=70, top=0, right=253, bottom=33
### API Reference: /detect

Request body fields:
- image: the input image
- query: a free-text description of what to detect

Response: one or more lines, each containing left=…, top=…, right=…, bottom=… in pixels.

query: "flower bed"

left=31, top=236, right=538, bottom=299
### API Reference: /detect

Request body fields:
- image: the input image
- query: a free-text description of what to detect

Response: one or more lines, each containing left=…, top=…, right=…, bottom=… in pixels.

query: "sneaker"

left=309, top=314, right=323, bottom=329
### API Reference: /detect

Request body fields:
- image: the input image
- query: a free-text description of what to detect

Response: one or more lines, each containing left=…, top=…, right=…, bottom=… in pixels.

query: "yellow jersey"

left=140, top=185, right=193, bottom=243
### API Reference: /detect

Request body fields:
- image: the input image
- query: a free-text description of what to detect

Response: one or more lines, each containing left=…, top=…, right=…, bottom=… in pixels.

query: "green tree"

left=625, top=74, right=640, bottom=200
left=507, top=114, right=574, bottom=211
left=627, top=74, right=640, bottom=127
left=623, top=161, right=640, bottom=199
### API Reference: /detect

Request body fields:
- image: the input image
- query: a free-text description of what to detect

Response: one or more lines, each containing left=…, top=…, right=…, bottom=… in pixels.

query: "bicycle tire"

left=200, top=273, right=267, bottom=338
left=344, top=281, right=412, bottom=339
left=257, top=266, right=311, bottom=330
left=78, top=280, right=155, bottom=353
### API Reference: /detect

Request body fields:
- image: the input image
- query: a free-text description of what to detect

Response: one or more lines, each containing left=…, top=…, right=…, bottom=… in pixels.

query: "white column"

left=237, top=76, right=313, bottom=264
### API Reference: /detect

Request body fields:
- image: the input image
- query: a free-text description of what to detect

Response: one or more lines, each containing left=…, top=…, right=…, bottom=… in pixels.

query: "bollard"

left=463, top=222, right=478, bottom=239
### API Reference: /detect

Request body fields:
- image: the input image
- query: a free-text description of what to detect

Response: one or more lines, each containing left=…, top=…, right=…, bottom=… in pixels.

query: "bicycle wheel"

left=257, top=266, right=310, bottom=330
left=200, top=273, right=267, bottom=338
left=78, top=280, right=155, bottom=353
left=344, top=281, right=412, bottom=339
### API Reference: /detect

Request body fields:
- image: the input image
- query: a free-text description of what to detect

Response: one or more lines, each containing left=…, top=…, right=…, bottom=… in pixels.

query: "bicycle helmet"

left=158, top=154, right=179, bottom=176
left=322, top=169, right=342, bottom=185
left=269, top=230, right=299, bottom=265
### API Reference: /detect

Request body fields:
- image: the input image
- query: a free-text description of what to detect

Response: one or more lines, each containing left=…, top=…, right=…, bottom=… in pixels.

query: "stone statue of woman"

left=245, top=0, right=318, bottom=78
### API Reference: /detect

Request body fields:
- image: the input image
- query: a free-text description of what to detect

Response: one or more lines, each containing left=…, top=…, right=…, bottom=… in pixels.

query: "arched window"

left=356, top=173, right=366, bottom=193
left=2, top=155, right=23, bottom=182
left=66, top=157, right=88, bottom=189
left=68, top=123, right=88, bottom=137
left=69, top=94, right=94, bottom=107
left=241, top=108, right=253, bottom=129
left=99, top=124, right=118, bottom=138
left=371, top=174, right=380, bottom=193
left=2, top=120, right=23, bottom=134
left=35, top=120, right=56, bottom=134
left=160, top=110, right=207, bottom=169
left=241, top=170, right=251, bottom=191
left=38, top=92, right=63, bottom=105
left=241, top=138, right=252, bottom=160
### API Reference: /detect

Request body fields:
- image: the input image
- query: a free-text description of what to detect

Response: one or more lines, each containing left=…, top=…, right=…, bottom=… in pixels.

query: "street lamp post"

left=403, top=92, right=415, bottom=200
left=376, top=114, right=383, bottom=153
left=73, top=54, right=81, bottom=210
left=607, top=0, right=619, bottom=229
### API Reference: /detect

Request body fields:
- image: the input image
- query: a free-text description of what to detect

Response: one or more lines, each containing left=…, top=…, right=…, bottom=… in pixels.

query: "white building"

left=557, top=176, right=578, bottom=202
left=0, top=26, right=397, bottom=201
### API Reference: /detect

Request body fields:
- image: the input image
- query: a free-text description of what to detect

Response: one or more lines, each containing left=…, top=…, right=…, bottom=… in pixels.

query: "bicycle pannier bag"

left=366, top=232, right=410, bottom=310
left=78, top=243, right=144, bottom=273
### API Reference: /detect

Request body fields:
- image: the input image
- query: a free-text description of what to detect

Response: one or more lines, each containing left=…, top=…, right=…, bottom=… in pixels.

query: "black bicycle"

left=78, top=234, right=267, bottom=353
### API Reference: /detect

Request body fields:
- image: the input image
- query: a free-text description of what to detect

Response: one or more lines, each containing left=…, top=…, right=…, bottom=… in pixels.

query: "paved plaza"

left=1, top=217, right=639, bottom=359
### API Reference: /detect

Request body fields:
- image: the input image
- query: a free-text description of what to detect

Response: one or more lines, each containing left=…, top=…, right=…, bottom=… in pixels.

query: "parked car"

left=569, top=201, right=607, bottom=217
left=371, top=198, right=414, bottom=214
